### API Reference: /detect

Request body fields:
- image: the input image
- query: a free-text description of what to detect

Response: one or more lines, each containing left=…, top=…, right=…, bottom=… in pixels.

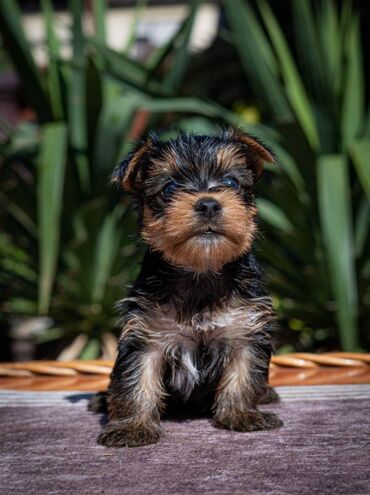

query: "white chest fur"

left=144, top=299, right=272, bottom=399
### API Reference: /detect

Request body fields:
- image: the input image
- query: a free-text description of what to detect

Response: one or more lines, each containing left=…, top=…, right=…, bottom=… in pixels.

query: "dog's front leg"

left=98, top=330, right=166, bottom=448
left=212, top=345, right=283, bottom=432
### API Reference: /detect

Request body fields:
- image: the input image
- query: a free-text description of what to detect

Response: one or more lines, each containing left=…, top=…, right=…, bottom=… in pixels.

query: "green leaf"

left=164, top=117, right=218, bottom=137
left=69, top=0, right=89, bottom=192
left=349, top=139, right=370, bottom=198
left=95, top=91, right=277, bottom=149
left=145, top=13, right=188, bottom=73
left=257, top=198, right=294, bottom=233
left=341, top=14, right=364, bottom=148
left=5, top=298, right=38, bottom=315
left=93, top=94, right=138, bottom=178
left=354, top=197, right=369, bottom=258
left=80, top=339, right=101, bottom=359
left=137, top=96, right=278, bottom=141
left=0, top=0, right=51, bottom=121
left=91, top=206, right=123, bottom=303
left=36, top=327, right=64, bottom=343
left=124, top=0, right=148, bottom=55
left=224, top=0, right=292, bottom=121
left=259, top=0, right=320, bottom=151
left=85, top=55, right=103, bottom=163
left=364, top=106, right=370, bottom=138
left=0, top=234, right=37, bottom=282
left=40, top=0, right=64, bottom=119
left=291, top=0, right=326, bottom=98
left=162, top=0, right=201, bottom=93
left=317, top=154, right=359, bottom=350
left=0, top=192, right=38, bottom=237
left=272, top=143, right=307, bottom=200
left=319, top=0, right=342, bottom=95
left=89, top=38, right=163, bottom=95
left=37, top=122, right=68, bottom=314
left=92, top=0, right=106, bottom=43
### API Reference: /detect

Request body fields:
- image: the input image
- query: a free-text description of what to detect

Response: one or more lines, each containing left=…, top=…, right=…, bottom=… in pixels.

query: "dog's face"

left=113, top=129, right=274, bottom=272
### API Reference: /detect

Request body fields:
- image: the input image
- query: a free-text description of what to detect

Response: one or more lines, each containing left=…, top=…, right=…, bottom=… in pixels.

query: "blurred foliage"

left=0, top=0, right=259, bottom=359
left=223, top=0, right=370, bottom=351
left=0, top=0, right=369, bottom=358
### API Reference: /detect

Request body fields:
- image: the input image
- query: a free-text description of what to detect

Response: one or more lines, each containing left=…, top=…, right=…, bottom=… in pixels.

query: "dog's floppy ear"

left=111, top=138, right=155, bottom=192
left=225, top=128, right=275, bottom=180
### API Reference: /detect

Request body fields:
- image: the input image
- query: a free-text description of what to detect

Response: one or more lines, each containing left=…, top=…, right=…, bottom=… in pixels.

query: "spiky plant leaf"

left=317, top=154, right=359, bottom=350
left=37, top=123, right=68, bottom=314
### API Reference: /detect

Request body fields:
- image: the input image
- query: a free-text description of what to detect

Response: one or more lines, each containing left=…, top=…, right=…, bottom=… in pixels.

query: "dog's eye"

left=162, top=181, right=177, bottom=199
left=222, top=177, right=239, bottom=190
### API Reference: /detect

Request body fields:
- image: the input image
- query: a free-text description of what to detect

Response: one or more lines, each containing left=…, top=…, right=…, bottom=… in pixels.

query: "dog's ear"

left=225, top=128, right=275, bottom=180
left=111, top=138, right=155, bottom=192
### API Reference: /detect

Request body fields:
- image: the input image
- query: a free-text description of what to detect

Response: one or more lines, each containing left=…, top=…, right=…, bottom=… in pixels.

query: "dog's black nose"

left=194, top=197, right=222, bottom=218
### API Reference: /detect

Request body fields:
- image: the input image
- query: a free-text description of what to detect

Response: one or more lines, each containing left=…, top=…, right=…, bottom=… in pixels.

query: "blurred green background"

left=0, top=0, right=369, bottom=362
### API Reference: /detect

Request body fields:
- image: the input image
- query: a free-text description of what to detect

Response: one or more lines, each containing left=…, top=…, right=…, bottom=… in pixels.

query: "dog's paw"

left=258, top=386, right=280, bottom=405
left=97, top=420, right=162, bottom=448
left=249, top=411, right=283, bottom=430
left=214, top=410, right=283, bottom=432
left=88, top=392, right=108, bottom=413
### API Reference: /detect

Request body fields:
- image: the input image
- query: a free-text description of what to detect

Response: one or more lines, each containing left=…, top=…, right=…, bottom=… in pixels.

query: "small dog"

left=90, top=128, right=283, bottom=447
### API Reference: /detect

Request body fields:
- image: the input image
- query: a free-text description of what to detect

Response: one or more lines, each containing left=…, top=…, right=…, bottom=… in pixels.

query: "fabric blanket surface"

left=0, top=385, right=369, bottom=495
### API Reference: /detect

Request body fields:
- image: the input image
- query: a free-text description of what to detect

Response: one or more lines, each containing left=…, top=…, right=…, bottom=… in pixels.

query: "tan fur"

left=216, top=145, right=245, bottom=171
left=119, top=139, right=153, bottom=191
left=212, top=342, right=282, bottom=432
left=149, top=149, right=179, bottom=176
left=109, top=346, right=166, bottom=422
left=97, top=131, right=282, bottom=447
left=117, top=297, right=273, bottom=400
left=215, top=347, right=254, bottom=406
left=212, top=346, right=267, bottom=430
left=226, top=129, right=275, bottom=179
left=142, top=190, right=257, bottom=272
left=134, top=349, right=167, bottom=415
left=143, top=297, right=274, bottom=343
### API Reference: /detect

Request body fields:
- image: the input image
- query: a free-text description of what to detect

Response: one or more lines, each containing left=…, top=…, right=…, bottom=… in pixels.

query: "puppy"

left=91, top=128, right=283, bottom=447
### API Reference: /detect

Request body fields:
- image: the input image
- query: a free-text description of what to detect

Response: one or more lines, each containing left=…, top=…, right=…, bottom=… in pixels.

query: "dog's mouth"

left=173, top=227, right=225, bottom=249
left=198, top=228, right=223, bottom=238
left=192, top=226, right=228, bottom=244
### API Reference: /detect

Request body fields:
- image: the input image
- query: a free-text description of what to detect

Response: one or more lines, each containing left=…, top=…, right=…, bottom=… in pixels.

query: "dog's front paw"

left=97, top=420, right=162, bottom=448
left=214, top=410, right=283, bottom=432
left=88, top=391, right=108, bottom=413
left=258, top=386, right=280, bottom=405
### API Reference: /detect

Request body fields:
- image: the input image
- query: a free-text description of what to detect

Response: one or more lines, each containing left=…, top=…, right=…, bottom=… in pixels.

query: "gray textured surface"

left=1, top=386, right=370, bottom=495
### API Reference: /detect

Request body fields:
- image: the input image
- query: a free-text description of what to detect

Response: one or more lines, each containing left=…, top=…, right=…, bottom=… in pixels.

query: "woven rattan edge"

left=0, top=353, right=369, bottom=390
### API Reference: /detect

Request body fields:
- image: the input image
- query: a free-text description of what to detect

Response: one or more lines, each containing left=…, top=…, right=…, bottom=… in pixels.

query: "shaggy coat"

left=90, top=129, right=283, bottom=448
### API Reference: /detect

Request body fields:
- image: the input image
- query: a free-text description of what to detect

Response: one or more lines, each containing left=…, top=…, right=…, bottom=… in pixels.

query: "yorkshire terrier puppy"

left=90, top=128, right=283, bottom=447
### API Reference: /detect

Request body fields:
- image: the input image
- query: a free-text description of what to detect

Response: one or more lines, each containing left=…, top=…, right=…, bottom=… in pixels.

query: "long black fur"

left=91, top=131, right=282, bottom=448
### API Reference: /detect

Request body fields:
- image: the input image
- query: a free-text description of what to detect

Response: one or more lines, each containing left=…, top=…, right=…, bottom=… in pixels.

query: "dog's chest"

left=148, top=303, right=252, bottom=348
left=147, top=302, right=267, bottom=400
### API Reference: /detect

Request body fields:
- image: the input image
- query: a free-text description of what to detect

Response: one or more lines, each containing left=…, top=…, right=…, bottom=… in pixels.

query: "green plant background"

left=0, top=0, right=369, bottom=360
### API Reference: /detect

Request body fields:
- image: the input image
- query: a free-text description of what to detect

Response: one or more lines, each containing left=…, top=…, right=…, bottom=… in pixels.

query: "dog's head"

left=112, top=129, right=274, bottom=272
